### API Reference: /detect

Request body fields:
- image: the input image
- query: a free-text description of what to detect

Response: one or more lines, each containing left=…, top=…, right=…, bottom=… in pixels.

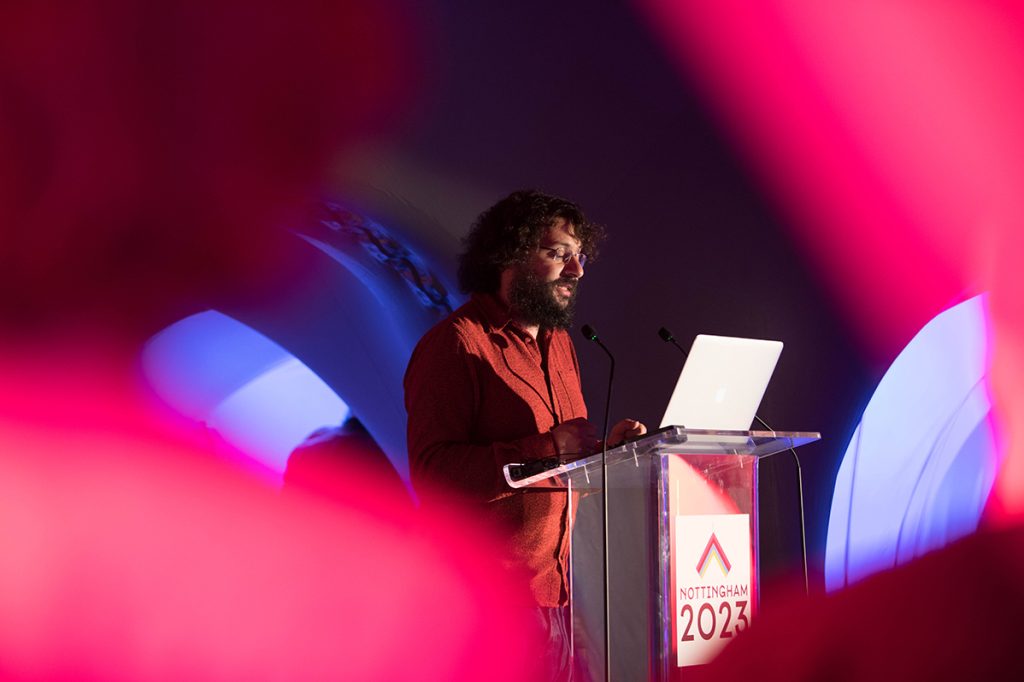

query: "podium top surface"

left=503, top=426, right=820, bottom=489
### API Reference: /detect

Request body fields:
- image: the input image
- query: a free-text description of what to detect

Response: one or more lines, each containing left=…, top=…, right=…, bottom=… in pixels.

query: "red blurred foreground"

left=687, top=522, right=1024, bottom=681
left=0, top=0, right=417, bottom=337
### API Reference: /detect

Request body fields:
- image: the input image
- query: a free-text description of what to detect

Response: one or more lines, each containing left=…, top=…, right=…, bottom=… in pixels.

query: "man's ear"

left=497, top=266, right=516, bottom=305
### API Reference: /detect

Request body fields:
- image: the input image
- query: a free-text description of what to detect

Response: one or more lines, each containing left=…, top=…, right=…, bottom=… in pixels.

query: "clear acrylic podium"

left=504, top=426, right=820, bottom=681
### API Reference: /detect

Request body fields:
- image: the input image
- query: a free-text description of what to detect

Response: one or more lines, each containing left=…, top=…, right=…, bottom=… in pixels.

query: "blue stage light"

left=825, top=295, right=996, bottom=591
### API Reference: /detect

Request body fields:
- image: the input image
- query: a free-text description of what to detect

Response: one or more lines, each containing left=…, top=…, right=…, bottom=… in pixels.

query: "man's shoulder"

left=413, top=297, right=491, bottom=354
left=446, top=297, right=492, bottom=333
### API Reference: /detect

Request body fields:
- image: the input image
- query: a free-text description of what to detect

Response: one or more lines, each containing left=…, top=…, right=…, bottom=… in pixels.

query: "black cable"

left=752, top=414, right=809, bottom=595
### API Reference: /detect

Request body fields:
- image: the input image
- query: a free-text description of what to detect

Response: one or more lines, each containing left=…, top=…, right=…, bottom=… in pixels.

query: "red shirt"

left=404, top=293, right=588, bottom=606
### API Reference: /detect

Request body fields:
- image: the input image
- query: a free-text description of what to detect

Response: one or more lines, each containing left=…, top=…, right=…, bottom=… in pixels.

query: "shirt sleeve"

left=404, top=324, right=557, bottom=503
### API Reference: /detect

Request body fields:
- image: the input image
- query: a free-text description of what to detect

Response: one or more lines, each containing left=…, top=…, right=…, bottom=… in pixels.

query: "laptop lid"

left=659, top=334, right=783, bottom=430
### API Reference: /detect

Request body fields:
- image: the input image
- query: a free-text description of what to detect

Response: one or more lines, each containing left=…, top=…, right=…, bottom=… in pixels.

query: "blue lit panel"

left=142, top=310, right=348, bottom=474
left=825, top=295, right=996, bottom=591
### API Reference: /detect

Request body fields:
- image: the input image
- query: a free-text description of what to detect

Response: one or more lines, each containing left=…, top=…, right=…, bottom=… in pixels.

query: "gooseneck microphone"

left=580, top=323, right=613, bottom=682
left=658, top=326, right=689, bottom=357
left=657, top=325, right=809, bottom=594
left=582, top=324, right=614, bottom=445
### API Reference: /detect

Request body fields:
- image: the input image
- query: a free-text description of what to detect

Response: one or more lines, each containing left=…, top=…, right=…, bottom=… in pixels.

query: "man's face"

left=507, top=218, right=586, bottom=329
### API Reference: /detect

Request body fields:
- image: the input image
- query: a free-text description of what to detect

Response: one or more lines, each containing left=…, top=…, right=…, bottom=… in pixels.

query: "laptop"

left=659, top=334, right=783, bottom=431
left=506, top=334, right=783, bottom=482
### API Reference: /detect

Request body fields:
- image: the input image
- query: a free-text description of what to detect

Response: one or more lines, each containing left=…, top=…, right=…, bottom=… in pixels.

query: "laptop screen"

left=659, top=334, right=783, bottom=430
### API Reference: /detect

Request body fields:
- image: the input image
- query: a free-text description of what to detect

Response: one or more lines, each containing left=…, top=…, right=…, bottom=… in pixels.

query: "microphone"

left=581, top=324, right=614, bottom=446
left=657, top=324, right=809, bottom=594
left=580, top=323, right=614, bottom=682
left=658, top=326, right=690, bottom=358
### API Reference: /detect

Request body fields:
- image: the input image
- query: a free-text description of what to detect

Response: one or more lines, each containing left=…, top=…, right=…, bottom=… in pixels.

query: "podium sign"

left=505, top=427, right=819, bottom=681
left=674, top=513, right=751, bottom=666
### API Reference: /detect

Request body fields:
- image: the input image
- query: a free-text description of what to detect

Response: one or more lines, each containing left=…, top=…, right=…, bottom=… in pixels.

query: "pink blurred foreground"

left=0, top=353, right=541, bottom=681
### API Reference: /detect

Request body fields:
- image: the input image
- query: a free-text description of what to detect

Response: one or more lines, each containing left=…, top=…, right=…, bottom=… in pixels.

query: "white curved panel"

left=825, top=295, right=997, bottom=590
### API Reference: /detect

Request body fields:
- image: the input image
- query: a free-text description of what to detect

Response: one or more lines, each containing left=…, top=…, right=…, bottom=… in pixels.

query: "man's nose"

left=561, top=254, right=584, bottom=278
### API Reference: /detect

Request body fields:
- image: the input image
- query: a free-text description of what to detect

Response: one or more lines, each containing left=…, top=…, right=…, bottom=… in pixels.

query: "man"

left=404, top=189, right=645, bottom=680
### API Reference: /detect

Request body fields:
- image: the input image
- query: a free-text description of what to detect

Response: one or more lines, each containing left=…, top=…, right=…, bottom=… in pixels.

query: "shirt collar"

left=471, top=292, right=514, bottom=333
left=471, top=292, right=555, bottom=343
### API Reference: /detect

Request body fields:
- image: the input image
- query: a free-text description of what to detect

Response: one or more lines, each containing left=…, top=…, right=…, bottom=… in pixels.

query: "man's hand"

left=551, top=417, right=600, bottom=456
left=608, top=418, right=647, bottom=447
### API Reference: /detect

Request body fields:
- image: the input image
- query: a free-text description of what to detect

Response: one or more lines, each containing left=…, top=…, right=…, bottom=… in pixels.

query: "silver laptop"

left=659, top=334, right=783, bottom=431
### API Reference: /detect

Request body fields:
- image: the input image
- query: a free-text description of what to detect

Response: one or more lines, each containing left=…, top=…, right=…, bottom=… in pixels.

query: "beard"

left=508, top=268, right=579, bottom=330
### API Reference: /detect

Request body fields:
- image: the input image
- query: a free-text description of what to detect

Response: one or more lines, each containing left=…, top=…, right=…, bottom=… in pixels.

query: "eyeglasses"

left=538, top=245, right=588, bottom=267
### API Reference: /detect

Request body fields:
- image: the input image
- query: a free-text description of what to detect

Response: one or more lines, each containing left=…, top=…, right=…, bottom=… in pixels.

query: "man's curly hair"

left=457, top=189, right=606, bottom=294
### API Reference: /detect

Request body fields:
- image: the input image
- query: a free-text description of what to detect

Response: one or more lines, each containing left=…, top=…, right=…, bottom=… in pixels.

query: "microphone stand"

left=582, top=324, right=613, bottom=682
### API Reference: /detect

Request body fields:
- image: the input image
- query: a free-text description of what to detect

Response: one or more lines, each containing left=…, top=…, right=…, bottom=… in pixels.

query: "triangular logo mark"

left=695, top=532, right=732, bottom=577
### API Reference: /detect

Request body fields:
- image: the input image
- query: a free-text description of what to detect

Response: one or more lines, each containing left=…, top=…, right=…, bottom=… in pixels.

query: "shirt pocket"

left=553, top=360, right=583, bottom=419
